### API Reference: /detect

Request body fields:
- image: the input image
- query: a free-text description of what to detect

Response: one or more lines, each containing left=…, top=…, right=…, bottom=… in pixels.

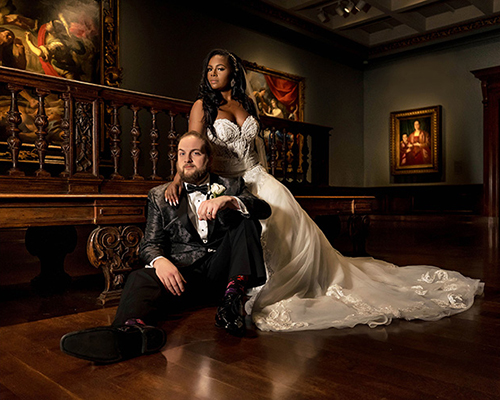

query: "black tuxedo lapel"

left=207, top=174, right=227, bottom=241
left=207, top=219, right=218, bottom=242
left=177, top=191, right=203, bottom=244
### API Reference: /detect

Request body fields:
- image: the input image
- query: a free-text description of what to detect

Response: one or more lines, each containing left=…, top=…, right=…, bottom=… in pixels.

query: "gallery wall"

left=119, top=1, right=365, bottom=186
left=364, top=36, right=500, bottom=187
left=119, top=1, right=500, bottom=189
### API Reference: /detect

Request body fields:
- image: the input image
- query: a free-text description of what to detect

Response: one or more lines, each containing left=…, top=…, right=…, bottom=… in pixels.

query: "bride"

left=166, top=49, right=484, bottom=332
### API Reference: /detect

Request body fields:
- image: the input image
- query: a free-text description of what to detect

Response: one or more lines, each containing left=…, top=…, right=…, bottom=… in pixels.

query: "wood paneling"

left=472, top=66, right=500, bottom=217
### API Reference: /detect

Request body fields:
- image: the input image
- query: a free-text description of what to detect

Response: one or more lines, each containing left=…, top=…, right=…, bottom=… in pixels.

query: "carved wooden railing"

left=0, top=66, right=330, bottom=192
left=0, top=66, right=192, bottom=194
left=259, top=115, right=330, bottom=190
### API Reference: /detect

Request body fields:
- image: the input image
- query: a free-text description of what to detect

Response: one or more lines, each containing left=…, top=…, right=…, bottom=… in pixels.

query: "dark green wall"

left=119, top=0, right=365, bottom=186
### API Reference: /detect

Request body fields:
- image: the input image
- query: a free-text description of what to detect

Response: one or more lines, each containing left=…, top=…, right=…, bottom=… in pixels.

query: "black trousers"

left=113, top=218, right=267, bottom=326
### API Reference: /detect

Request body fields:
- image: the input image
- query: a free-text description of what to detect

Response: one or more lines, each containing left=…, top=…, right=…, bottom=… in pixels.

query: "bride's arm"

left=188, top=100, right=206, bottom=133
left=165, top=101, right=206, bottom=205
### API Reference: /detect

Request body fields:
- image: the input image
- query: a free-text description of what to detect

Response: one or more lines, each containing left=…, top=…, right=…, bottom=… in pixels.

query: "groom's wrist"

left=147, top=256, right=166, bottom=268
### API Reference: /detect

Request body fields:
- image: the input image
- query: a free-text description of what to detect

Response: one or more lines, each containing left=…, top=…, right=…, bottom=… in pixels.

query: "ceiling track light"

left=355, top=0, right=366, bottom=12
left=344, top=1, right=354, bottom=14
left=317, top=8, right=330, bottom=23
left=333, top=0, right=370, bottom=18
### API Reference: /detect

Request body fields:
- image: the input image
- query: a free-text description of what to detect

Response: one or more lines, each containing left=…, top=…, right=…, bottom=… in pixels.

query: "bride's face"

left=207, top=55, right=232, bottom=91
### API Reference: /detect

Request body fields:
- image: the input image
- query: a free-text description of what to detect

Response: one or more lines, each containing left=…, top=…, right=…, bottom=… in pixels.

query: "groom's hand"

left=153, top=257, right=186, bottom=296
left=198, top=196, right=240, bottom=221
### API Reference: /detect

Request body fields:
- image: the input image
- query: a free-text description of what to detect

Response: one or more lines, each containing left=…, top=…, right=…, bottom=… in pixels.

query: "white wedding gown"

left=208, top=116, right=484, bottom=332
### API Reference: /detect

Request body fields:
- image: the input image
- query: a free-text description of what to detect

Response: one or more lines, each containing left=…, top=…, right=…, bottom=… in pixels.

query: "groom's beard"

left=178, top=162, right=209, bottom=184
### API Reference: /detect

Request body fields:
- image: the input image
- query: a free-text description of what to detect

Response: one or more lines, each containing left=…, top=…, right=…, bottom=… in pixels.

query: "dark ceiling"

left=212, top=0, right=500, bottom=68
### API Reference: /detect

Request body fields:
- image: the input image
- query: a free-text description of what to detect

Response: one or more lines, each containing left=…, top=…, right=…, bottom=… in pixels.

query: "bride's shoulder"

left=189, top=100, right=205, bottom=125
left=191, top=99, right=204, bottom=112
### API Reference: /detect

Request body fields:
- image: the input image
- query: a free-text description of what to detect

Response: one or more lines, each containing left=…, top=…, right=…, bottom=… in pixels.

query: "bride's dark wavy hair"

left=197, top=49, right=259, bottom=133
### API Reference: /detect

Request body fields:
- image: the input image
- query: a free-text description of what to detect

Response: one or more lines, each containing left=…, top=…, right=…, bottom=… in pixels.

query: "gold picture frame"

left=390, top=105, right=441, bottom=175
left=0, top=0, right=120, bottom=165
left=243, top=60, right=305, bottom=122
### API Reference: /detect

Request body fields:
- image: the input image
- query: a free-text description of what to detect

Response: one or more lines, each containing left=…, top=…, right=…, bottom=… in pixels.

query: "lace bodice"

left=207, top=116, right=261, bottom=178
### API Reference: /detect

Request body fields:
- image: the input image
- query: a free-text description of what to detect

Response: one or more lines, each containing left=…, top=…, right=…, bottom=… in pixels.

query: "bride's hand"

left=165, top=181, right=182, bottom=206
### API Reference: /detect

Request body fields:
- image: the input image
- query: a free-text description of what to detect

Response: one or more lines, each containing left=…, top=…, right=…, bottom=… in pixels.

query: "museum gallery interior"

left=1, top=1, right=500, bottom=399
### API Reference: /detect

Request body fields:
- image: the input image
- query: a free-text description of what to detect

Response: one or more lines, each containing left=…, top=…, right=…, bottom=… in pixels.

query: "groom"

left=60, top=130, right=271, bottom=364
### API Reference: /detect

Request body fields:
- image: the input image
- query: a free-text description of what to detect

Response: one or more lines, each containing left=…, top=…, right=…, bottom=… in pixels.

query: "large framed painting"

left=0, top=0, right=120, bottom=165
left=243, top=60, right=305, bottom=122
left=390, top=105, right=441, bottom=175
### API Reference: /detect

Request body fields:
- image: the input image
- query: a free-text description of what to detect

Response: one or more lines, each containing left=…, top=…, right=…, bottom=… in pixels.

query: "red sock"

left=224, top=275, right=248, bottom=296
left=124, top=318, right=146, bottom=326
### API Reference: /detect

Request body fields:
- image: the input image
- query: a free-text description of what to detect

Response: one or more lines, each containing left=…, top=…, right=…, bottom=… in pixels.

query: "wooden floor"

left=1, top=217, right=499, bottom=400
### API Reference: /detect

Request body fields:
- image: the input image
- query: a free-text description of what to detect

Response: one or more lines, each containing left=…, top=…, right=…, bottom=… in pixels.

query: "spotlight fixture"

left=355, top=0, right=371, bottom=12
left=344, top=1, right=354, bottom=14
left=333, top=0, right=370, bottom=18
left=317, top=9, right=330, bottom=23
left=355, top=0, right=366, bottom=11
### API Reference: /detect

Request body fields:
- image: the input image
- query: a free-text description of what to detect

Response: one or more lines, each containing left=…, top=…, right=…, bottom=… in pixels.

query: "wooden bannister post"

left=6, top=84, right=24, bottom=177
left=291, top=131, right=300, bottom=183
left=73, top=100, right=95, bottom=177
left=109, top=102, right=124, bottom=180
left=149, top=108, right=162, bottom=180
left=269, top=127, right=277, bottom=176
left=34, top=89, right=50, bottom=178
left=282, top=129, right=289, bottom=181
left=167, top=111, right=178, bottom=180
left=129, top=105, right=144, bottom=180
left=301, top=132, right=310, bottom=183
left=59, top=92, right=72, bottom=178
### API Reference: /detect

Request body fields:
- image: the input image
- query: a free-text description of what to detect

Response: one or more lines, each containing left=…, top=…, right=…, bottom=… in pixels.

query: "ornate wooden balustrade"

left=0, top=66, right=371, bottom=304
left=258, top=114, right=330, bottom=189
left=0, top=66, right=192, bottom=193
left=0, top=67, right=331, bottom=191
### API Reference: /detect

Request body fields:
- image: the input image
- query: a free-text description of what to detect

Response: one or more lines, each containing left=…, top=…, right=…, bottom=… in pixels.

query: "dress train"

left=208, top=116, right=484, bottom=332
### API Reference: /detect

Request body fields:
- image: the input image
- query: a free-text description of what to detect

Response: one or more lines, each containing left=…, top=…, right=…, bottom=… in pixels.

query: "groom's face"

left=177, top=135, right=210, bottom=184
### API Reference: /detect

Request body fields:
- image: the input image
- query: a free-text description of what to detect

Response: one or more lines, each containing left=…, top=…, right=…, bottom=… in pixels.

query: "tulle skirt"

left=241, top=165, right=484, bottom=331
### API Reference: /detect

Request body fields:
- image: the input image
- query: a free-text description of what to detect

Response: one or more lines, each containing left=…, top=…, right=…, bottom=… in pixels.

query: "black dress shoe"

left=215, top=293, right=245, bottom=336
left=60, top=324, right=166, bottom=364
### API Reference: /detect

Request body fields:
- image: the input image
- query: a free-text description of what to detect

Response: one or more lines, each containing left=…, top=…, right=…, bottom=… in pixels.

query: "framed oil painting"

left=390, top=105, right=441, bottom=175
left=243, top=60, right=305, bottom=122
left=0, top=0, right=120, bottom=165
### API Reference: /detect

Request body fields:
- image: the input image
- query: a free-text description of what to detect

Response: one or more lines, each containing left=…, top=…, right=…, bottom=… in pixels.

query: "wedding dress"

left=208, top=116, right=484, bottom=332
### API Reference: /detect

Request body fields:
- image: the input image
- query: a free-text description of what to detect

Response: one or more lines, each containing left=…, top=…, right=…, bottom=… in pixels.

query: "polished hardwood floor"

left=1, top=217, right=499, bottom=400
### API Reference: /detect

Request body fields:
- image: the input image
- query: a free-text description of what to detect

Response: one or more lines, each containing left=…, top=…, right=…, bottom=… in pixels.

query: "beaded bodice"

left=207, top=115, right=261, bottom=178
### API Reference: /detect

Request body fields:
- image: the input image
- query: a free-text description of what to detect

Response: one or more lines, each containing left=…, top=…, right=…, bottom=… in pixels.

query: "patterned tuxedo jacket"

left=139, top=173, right=271, bottom=268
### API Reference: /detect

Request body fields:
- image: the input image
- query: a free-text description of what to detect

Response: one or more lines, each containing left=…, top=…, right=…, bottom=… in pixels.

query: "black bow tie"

left=185, top=183, right=209, bottom=194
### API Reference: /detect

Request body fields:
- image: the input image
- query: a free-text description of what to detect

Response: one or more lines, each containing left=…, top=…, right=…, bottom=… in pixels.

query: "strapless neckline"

left=214, top=115, right=256, bottom=130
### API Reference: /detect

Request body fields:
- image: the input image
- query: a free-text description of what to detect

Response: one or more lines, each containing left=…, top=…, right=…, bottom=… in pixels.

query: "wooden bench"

left=0, top=193, right=148, bottom=304
left=1, top=193, right=375, bottom=304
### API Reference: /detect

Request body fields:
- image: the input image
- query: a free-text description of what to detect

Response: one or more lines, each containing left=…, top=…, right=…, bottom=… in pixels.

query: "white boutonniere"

left=210, top=183, right=226, bottom=198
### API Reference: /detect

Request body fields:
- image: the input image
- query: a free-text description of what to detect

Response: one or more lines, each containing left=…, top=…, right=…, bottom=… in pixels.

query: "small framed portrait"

left=243, top=60, right=305, bottom=122
left=390, top=105, right=441, bottom=175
